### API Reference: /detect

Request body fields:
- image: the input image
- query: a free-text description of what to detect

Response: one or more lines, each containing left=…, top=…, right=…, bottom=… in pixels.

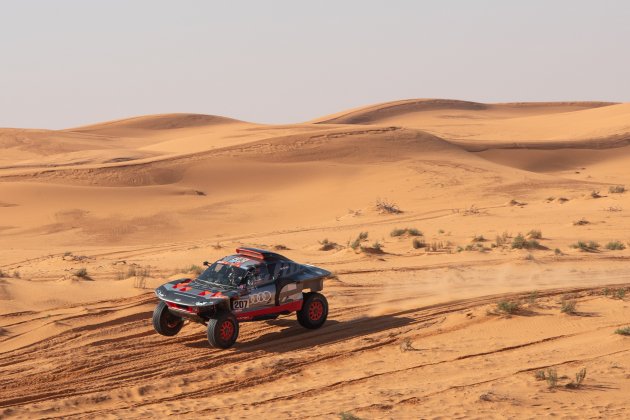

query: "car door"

left=233, top=265, right=276, bottom=314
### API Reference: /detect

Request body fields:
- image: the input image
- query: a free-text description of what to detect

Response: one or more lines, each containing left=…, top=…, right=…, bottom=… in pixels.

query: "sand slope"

left=1, top=100, right=630, bottom=418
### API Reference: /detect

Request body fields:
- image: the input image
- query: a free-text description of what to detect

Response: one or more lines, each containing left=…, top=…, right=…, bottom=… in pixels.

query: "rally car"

left=152, top=247, right=331, bottom=348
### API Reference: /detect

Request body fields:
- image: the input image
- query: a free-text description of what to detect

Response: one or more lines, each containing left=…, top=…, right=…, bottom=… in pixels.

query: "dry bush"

left=561, top=300, right=577, bottom=314
left=591, top=190, right=602, bottom=198
left=375, top=198, right=402, bottom=214
left=546, top=369, right=558, bottom=388
left=319, top=238, right=339, bottom=251
left=566, top=368, right=587, bottom=389
left=74, top=268, right=90, bottom=280
left=609, top=185, right=625, bottom=194
left=391, top=227, right=422, bottom=237
left=471, top=234, right=486, bottom=242
left=604, top=206, right=623, bottom=212
left=274, top=244, right=289, bottom=250
left=573, top=218, right=590, bottom=226
left=349, top=232, right=369, bottom=250
left=360, top=241, right=384, bottom=254
left=527, top=229, right=542, bottom=239
left=615, top=326, right=630, bottom=336
left=412, top=238, right=425, bottom=249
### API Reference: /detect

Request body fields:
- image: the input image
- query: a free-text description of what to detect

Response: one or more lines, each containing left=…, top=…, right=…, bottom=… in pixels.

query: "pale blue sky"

left=1, top=0, right=629, bottom=128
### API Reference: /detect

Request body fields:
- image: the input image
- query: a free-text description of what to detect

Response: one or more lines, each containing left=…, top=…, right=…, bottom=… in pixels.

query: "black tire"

left=297, top=292, right=328, bottom=329
left=207, top=312, right=239, bottom=349
left=152, top=301, right=184, bottom=336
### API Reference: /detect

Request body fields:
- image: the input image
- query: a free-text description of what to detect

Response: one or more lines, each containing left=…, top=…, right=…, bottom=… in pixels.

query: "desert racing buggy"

left=152, top=247, right=331, bottom=348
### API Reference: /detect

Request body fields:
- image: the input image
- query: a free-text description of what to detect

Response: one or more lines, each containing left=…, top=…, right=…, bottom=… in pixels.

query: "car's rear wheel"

left=297, top=292, right=328, bottom=329
left=152, top=301, right=184, bottom=336
left=207, top=312, right=239, bottom=349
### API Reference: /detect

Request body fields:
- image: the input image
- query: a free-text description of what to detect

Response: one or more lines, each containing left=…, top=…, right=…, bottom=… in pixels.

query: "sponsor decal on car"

left=249, top=291, right=272, bottom=304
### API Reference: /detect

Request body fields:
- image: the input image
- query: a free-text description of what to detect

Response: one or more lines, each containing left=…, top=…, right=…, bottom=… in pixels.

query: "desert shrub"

left=274, top=244, right=289, bottom=250
left=375, top=199, right=402, bottom=214
left=494, top=231, right=511, bottom=247
left=527, top=291, right=539, bottom=305
left=614, top=288, right=627, bottom=299
left=609, top=185, right=625, bottom=194
left=561, top=300, right=577, bottom=314
left=605, top=241, right=626, bottom=250
left=604, top=206, right=622, bottom=212
left=438, top=229, right=445, bottom=234
left=390, top=228, right=406, bottom=237
left=534, top=370, right=546, bottom=381
left=319, top=239, right=338, bottom=251
left=371, top=241, right=382, bottom=251
left=349, top=232, right=368, bottom=250
left=557, top=197, right=569, bottom=203
left=566, top=368, right=587, bottom=389
left=412, top=238, right=425, bottom=249
left=591, top=190, right=602, bottom=198
left=573, top=218, right=589, bottom=226
left=428, top=241, right=448, bottom=252
left=74, top=268, right=90, bottom=279
left=360, top=241, right=383, bottom=254
left=511, top=233, right=540, bottom=250
left=527, top=229, right=542, bottom=239
left=63, top=251, right=72, bottom=257
left=546, top=368, right=558, bottom=388
left=339, top=413, right=363, bottom=420
left=524, top=253, right=535, bottom=261
left=571, top=241, right=599, bottom=252
left=127, top=266, right=137, bottom=277
left=496, top=300, right=520, bottom=315
left=390, top=227, right=422, bottom=237
left=472, top=234, right=485, bottom=242
left=12, top=271, right=20, bottom=278
left=615, top=326, right=630, bottom=336
left=554, top=248, right=563, bottom=256
left=0, top=269, right=6, bottom=278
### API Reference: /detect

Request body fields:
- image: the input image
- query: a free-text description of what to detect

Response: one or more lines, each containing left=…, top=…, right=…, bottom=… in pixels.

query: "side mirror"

left=203, top=261, right=209, bottom=266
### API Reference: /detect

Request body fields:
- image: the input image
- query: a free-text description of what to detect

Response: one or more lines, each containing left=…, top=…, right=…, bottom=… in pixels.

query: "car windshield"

left=193, top=262, right=248, bottom=289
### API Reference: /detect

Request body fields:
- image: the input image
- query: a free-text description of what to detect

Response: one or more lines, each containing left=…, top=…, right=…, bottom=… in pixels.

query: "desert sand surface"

left=1, top=99, right=630, bottom=419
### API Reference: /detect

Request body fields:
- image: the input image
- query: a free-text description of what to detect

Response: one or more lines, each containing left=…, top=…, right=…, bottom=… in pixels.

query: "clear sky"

left=1, top=0, right=629, bottom=129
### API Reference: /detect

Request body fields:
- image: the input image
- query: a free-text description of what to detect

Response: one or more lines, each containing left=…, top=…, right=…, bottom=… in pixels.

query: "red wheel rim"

left=219, top=320, right=235, bottom=341
left=309, top=300, right=324, bottom=321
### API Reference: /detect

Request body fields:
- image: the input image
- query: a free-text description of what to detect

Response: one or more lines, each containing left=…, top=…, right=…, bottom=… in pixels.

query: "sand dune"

left=1, top=99, right=630, bottom=418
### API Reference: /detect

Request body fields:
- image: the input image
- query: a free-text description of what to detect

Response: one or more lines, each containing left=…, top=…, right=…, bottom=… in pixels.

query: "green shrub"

left=615, top=326, right=630, bottom=336
left=74, top=268, right=89, bottom=279
left=496, top=300, right=520, bottom=314
left=407, top=228, right=422, bottom=236
left=605, top=241, right=626, bottom=250
left=534, top=370, right=546, bottom=381
left=511, top=233, right=540, bottom=250
left=390, top=228, right=406, bottom=237
left=571, top=241, right=599, bottom=252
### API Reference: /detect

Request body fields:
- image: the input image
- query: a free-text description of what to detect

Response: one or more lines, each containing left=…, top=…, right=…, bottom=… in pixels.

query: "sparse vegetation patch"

left=615, top=326, right=630, bottom=336
left=496, top=300, right=520, bottom=315
left=570, top=241, right=600, bottom=252
left=376, top=198, right=402, bottom=214
left=605, top=241, right=625, bottom=250
left=511, top=233, right=540, bottom=250
left=609, top=185, right=625, bottom=194
left=561, top=300, right=577, bottom=314
left=390, top=227, right=422, bottom=237
left=319, top=238, right=339, bottom=251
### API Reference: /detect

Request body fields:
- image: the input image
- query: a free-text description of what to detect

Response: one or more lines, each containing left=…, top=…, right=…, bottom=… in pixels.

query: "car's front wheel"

left=207, top=312, right=239, bottom=349
left=152, top=301, right=184, bottom=336
left=297, top=292, right=328, bottom=329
